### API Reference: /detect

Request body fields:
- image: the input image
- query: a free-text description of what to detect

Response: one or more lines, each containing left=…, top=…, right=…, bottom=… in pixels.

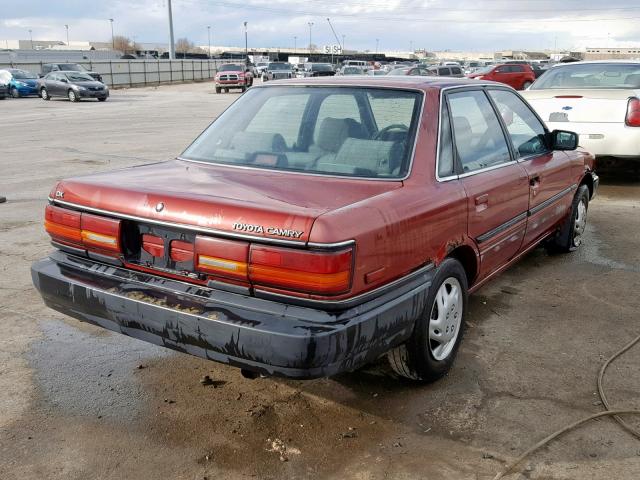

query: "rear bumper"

left=546, top=121, right=640, bottom=158
left=31, top=251, right=432, bottom=379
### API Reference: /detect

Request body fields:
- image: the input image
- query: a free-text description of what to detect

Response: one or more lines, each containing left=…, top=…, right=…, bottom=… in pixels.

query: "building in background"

left=584, top=47, right=640, bottom=60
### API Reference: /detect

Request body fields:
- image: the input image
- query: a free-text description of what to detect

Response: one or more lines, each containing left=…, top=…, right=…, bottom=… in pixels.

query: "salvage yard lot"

left=1, top=82, right=639, bottom=479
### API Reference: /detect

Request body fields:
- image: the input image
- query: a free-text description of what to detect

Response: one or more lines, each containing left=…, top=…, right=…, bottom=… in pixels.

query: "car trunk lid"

left=523, top=88, right=638, bottom=124
left=53, top=159, right=402, bottom=245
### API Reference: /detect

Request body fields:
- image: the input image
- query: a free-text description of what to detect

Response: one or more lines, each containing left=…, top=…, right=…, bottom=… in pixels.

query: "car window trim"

left=436, top=84, right=521, bottom=182
left=179, top=84, right=426, bottom=182
left=442, top=86, right=516, bottom=177
left=485, top=86, right=552, bottom=162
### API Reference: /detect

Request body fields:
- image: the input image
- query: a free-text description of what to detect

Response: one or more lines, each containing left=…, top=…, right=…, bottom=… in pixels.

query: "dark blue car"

left=0, top=69, right=40, bottom=98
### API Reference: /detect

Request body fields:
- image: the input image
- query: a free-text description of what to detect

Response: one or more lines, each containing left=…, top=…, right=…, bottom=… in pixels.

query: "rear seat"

left=316, top=138, right=400, bottom=176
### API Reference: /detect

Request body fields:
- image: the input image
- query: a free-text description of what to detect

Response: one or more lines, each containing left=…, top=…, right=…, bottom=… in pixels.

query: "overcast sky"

left=2, top=0, right=640, bottom=52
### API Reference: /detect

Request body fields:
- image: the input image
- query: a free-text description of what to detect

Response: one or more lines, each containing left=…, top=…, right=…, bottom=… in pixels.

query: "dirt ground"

left=1, top=82, right=639, bottom=480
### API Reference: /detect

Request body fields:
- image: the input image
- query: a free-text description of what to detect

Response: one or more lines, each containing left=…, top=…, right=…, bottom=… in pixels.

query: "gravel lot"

left=1, top=82, right=639, bottom=480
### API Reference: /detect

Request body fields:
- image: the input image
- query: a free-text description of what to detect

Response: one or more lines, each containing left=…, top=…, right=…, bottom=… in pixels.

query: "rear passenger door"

left=445, top=89, right=529, bottom=279
left=487, top=88, right=575, bottom=248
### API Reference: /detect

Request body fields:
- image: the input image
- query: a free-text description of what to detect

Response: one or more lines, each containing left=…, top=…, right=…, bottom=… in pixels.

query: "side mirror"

left=60, top=78, right=68, bottom=83
left=38, top=74, right=44, bottom=78
left=549, top=130, right=578, bottom=150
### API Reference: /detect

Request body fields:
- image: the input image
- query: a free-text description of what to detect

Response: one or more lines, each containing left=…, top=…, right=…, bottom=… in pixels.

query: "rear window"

left=531, top=63, right=640, bottom=89
left=182, top=86, right=423, bottom=179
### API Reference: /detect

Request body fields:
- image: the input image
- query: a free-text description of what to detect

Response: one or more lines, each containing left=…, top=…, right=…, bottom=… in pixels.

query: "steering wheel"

left=374, top=124, right=409, bottom=140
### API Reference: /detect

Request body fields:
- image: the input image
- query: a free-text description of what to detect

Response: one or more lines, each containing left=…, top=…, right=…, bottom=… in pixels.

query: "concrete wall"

left=0, top=59, right=225, bottom=87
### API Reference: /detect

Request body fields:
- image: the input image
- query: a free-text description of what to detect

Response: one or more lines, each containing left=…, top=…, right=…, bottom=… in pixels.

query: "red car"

left=214, top=63, right=253, bottom=93
left=468, top=63, right=536, bottom=90
left=32, top=77, right=598, bottom=382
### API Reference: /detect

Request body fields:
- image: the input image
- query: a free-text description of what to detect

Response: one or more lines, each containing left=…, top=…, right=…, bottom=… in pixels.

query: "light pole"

left=294, top=36, right=297, bottom=53
left=409, top=40, right=413, bottom=54
left=167, top=0, right=175, bottom=59
left=29, top=29, right=33, bottom=49
left=376, top=38, right=379, bottom=54
left=243, top=21, right=248, bottom=65
left=207, top=26, right=211, bottom=58
left=342, top=34, right=345, bottom=53
left=109, top=19, right=114, bottom=50
left=308, top=22, right=314, bottom=53
left=64, top=24, right=69, bottom=46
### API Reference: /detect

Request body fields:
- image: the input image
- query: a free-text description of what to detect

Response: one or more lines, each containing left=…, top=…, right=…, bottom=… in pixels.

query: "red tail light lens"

left=195, top=236, right=249, bottom=281
left=81, top=213, right=121, bottom=253
left=626, top=97, right=640, bottom=127
left=249, top=246, right=353, bottom=295
left=170, top=240, right=194, bottom=262
left=45, top=205, right=121, bottom=255
left=142, top=234, right=164, bottom=258
left=45, top=205, right=82, bottom=245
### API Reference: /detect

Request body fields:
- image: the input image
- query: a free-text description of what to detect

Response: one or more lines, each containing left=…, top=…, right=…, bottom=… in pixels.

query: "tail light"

left=45, top=205, right=82, bottom=245
left=625, top=97, right=640, bottom=127
left=195, top=236, right=249, bottom=281
left=45, top=205, right=121, bottom=256
left=249, top=246, right=352, bottom=295
left=80, top=213, right=121, bottom=253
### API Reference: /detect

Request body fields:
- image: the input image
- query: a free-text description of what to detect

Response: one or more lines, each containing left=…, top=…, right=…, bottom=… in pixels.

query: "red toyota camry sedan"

left=32, top=77, right=598, bottom=382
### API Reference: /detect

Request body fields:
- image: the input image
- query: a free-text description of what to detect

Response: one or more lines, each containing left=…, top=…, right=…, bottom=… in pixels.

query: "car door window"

left=495, top=66, right=508, bottom=74
left=447, top=90, right=511, bottom=173
left=509, top=65, right=525, bottom=73
left=438, top=100, right=455, bottom=178
left=488, top=89, right=548, bottom=157
left=439, top=68, right=450, bottom=76
left=451, top=67, right=462, bottom=75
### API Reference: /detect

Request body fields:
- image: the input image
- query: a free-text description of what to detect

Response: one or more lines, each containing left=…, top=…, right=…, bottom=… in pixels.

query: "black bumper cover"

left=31, top=251, right=432, bottom=379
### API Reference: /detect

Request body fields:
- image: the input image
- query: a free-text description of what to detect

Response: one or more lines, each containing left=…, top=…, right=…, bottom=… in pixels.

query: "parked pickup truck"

left=214, top=63, right=253, bottom=93
left=32, top=77, right=598, bottom=382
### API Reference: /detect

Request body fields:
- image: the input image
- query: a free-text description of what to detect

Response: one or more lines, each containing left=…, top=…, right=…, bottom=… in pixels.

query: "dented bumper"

left=31, top=251, right=432, bottom=379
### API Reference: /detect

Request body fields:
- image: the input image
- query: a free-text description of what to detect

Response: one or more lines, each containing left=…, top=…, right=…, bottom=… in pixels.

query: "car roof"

left=549, top=59, right=640, bottom=67
left=259, top=76, right=502, bottom=91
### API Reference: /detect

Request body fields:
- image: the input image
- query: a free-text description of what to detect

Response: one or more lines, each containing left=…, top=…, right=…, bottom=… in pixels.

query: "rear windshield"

left=182, top=86, right=423, bottom=179
left=58, top=64, right=84, bottom=71
left=530, top=63, right=640, bottom=89
left=268, top=63, right=291, bottom=70
left=11, top=70, right=37, bottom=79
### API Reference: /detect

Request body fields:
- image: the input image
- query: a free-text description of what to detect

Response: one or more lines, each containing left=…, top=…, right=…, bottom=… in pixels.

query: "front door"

left=446, top=89, right=530, bottom=279
left=487, top=88, right=575, bottom=247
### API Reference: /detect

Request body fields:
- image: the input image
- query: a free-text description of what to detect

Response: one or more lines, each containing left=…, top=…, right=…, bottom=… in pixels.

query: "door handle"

left=475, top=194, right=489, bottom=206
left=530, top=175, right=541, bottom=196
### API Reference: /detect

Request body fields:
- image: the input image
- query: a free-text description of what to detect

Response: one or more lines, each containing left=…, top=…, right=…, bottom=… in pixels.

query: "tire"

left=67, top=89, right=78, bottom=102
left=98, top=97, right=107, bottom=102
left=240, top=86, right=246, bottom=92
left=224, top=88, right=229, bottom=93
left=40, top=88, right=50, bottom=100
left=546, top=184, right=590, bottom=253
left=387, top=258, right=468, bottom=382
left=10, top=87, right=20, bottom=98
left=522, top=81, right=532, bottom=90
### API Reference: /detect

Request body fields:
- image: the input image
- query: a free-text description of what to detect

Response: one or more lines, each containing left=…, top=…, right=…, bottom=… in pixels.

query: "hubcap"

left=42, top=89, right=47, bottom=99
left=573, top=199, right=587, bottom=247
left=428, top=277, right=463, bottom=361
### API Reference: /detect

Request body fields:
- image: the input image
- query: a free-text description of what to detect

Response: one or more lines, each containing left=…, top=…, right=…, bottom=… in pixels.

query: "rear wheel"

left=67, top=89, right=78, bottom=102
left=215, top=86, right=222, bottom=93
left=10, top=87, right=20, bottom=98
left=240, top=86, right=246, bottom=92
left=522, top=81, right=532, bottom=89
left=40, top=88, right=50, bottom=100
left=547, top=185, right=590, bottom=253
left=387, top=258, right=468, bottom=382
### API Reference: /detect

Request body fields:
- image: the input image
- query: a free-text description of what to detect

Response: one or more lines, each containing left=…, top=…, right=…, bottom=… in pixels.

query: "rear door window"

left=447, top=90, right=511, bottom=173
left=487, top=89, right=548, bottom=157
left=438, top=101, right=455, bottom=178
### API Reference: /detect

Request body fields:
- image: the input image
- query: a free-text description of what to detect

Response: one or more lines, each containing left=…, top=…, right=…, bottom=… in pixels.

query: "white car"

left=522, top=61, right=640, bottom=163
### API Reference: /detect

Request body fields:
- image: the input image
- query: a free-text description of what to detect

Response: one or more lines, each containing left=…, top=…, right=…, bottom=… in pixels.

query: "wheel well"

left=580, top=172, right=594, bottom=199
left=446, top=245, right=478, bottom=287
